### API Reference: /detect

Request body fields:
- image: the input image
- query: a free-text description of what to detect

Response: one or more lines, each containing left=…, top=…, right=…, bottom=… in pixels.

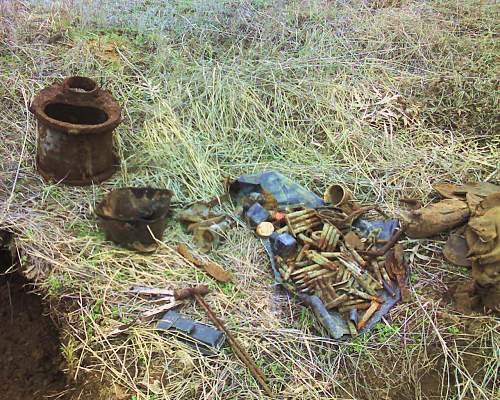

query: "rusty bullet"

left=325, top=293, right=349, bottom=309
left=370, top=260, right=383, bottom=286
left=320, top=252, right=342, bottom=259
left=297, top=271, right=337, bottom=289
left=287, top=208, right=316, bottom=219
left=297, top=233, right=315, bottom=245
left=338, top=257, right=378, bottom=296
left=296, top=244, right=310, bottom=262
left=294, top=260, right=313, bottom=268
left=306, top=251, right=338, bottom=271
left=357, top=301, right=380, bottom=330
left=347, top=320, right=358, bottom=337
left=324, top=224, right=340, bottom=252
left=380, top=265, right=393, bottom=288
left=291, top=263, right=322, bottom=276
left=348, top=288, right=384, bottom=303
left=346, top=244, right=367, bottom=267
left=338, top=302, right=371, bottom=312
left=289, top=218, right=322, bottom=235
left=276, top=225, right=289, bottom=234
left=318, top=224, right=330, bottom=249
left=342, top=298, right=369, bottom=306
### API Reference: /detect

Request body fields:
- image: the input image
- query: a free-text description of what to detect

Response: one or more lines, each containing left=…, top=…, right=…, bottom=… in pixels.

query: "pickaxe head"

left=174, top=284, right=209, bottom=300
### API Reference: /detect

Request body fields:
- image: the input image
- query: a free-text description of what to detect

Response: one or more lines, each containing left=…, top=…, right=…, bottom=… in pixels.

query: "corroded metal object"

left=30, top=76, right=121, bottom=185
left=323, top=184, right=352, bottom=207
left=96, top=188, right=173, bottom=252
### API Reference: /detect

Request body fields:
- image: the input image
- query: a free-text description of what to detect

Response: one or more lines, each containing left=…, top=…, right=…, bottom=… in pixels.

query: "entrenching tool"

left=174, top=285, right=274, bottom=397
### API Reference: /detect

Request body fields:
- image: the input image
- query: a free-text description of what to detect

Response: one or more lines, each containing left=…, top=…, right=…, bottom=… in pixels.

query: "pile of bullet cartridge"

left=274, top=207, right=400, bottom=336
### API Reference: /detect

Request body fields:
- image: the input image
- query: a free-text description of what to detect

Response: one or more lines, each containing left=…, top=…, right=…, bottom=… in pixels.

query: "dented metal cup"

left=323, top=184, right=352, bottom=207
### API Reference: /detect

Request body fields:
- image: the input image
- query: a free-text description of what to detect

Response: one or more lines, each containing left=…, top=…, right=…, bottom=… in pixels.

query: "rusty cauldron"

left=30, top=76, right=121, bottom=185
left=96, top=188, right=173, bottom=253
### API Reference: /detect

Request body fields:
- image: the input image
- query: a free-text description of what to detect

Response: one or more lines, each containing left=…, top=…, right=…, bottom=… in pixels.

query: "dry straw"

left=0, top=1, right=498, bottom=399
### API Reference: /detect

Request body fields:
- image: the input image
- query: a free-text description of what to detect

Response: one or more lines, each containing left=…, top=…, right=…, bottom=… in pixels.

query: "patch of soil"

left=0, top=236, right=117, bottom=400
left=0, top=245, right=69, bottom=400
left=446, top=280, right=482, bottom=314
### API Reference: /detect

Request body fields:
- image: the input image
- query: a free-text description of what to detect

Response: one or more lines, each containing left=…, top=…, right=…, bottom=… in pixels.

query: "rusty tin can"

left=30, top=76, right=121, bottom=185
left=96, top=188, right=173, bottom=252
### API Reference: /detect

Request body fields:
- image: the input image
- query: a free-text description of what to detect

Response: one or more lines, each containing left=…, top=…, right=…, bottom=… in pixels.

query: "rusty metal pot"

left=30, top=76, right=121, bottom=185
left=96, top=188, right=173, bottom=253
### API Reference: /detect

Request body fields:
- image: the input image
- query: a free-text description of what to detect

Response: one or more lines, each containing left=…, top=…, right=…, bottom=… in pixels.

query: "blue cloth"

left=229, top=171, right=324, bottom=209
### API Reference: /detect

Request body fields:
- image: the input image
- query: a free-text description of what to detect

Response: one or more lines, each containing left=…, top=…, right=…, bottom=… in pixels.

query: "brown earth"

left=0, top=245, right=69, bottom=400
left=0, top=241, right=111, bottom=400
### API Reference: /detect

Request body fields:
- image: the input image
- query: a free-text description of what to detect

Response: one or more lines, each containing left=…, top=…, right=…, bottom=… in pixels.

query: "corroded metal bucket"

left=96, top=188, right=173, bottom=252
left=30, top=76, right=121, bottom=185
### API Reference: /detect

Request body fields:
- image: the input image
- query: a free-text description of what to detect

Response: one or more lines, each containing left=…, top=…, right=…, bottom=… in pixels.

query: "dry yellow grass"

left=0, top=0, right=498, bottom=399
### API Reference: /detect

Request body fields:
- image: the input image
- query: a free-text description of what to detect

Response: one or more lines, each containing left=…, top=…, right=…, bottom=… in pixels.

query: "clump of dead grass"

left=0, top=0, right=498, bottom=399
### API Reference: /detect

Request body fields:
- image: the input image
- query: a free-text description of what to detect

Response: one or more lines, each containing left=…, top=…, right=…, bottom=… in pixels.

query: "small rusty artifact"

left=193, top=218, right=233, bottom=253
left=323, top=184, right=352, bottom=207
left=30, top=76, right=121, bottom=185
left=96, top=188, right=173, bottom=252
left=176, top=244, right=233, bottom=282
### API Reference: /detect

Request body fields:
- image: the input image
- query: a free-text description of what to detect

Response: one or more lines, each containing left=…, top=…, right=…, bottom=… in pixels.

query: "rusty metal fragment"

left=30, top=76, right=121, bottom=185
left=193, top=219, right=233, bottom=253
left=357, top=301, right=380, bottom=330
left=128, top=286, right=174, bottom=296
left=344, top=231, right=365, bottom=251
left=323, top=184, right=359, bottom=214
left=385, top=244, right=410, bottom=302
left=177, top=244, right=233, bottom=283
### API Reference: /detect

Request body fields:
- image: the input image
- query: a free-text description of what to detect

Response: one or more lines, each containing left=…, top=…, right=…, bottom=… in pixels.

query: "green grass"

left=0, top=0, right=498, bottom=399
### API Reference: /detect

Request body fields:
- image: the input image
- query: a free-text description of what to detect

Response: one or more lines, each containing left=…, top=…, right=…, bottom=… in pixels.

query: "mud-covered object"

left=466, top=193, right=500, bottom=312
left=192, top=219, right=232, bottom=253
left=176, top=244, right=233, bottom=282
left=443, top=235, right=471, bottom=267
left=434, top=182, right=500, bottom=201
left=177, top=202, right=219, bottom=223
left=96, top=188, right=173, bottom=252
left=228, top=171, right=324, bottom=209
left=157, top=310, right=226, bottom=355
left=177, top=202, right=233, bottom=253
left=403, top=199, right=470, bottom=238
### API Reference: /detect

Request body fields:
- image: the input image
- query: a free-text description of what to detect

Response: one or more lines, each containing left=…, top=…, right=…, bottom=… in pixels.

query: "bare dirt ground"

left=0, top=265, right=67, bottom=400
